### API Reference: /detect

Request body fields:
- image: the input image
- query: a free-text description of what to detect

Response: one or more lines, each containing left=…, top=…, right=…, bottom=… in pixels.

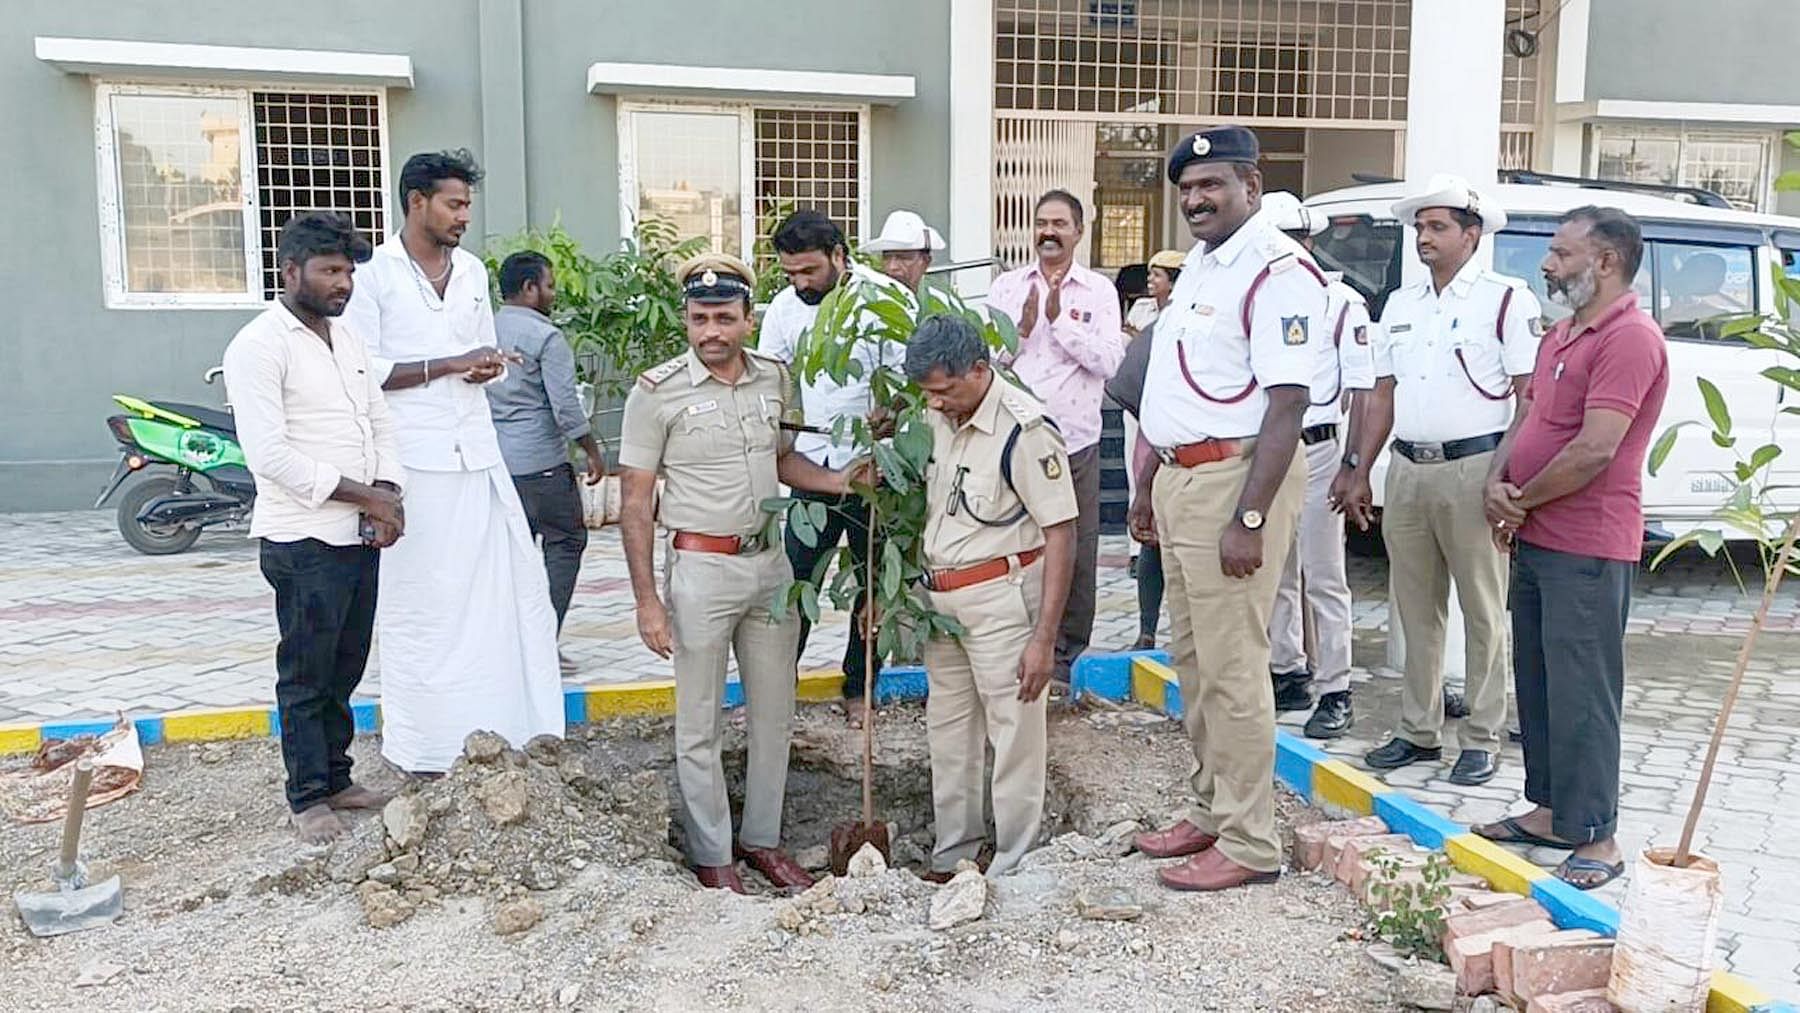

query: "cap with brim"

left=1148, top=249, right=1185, bottom=272
left=1390, top=173, right=1508, bottom=232
left=862, top=209, right=946, bottom=254
left=678, top=252, right=757, bottom=303
left=1167, top=126, right=1261, bottom=184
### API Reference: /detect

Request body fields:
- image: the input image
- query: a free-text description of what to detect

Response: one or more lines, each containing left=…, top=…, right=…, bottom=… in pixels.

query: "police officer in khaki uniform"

left=1128, top=126, right=1323, bottom=892
left=618, top=253, right=860, bottom=894
left=906, top=315, right=1077, bottom=878
left=1334, top=174, right=1543, bottom=787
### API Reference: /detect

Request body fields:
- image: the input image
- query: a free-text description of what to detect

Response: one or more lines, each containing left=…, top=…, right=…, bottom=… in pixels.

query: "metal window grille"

left=1499, top=126, right=1534, bottom=171
left=252, top=92, right=386, bottom=299
left=1500, top=0, right=1539, bottom=128
left=994, top=0, right=1412, bottom=125
left=753, top=109, right=861, bottom=256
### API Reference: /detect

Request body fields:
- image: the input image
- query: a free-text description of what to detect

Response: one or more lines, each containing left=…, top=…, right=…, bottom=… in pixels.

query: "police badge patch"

left=1282, top=315, right=1310, bottom=346
left=1529, top=317, right=1547, bottom=337
left=1354, top=324, right=1369, bottom=345
left=1040, top=454, right=1063, bottom=480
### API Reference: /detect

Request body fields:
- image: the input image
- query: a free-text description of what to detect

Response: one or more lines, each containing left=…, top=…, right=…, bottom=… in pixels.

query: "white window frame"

left=93, top=79, right=392, bottom=310
left=616, top=98, right=872, bottom=256
left=1587, top=121, right=1779, bottom=211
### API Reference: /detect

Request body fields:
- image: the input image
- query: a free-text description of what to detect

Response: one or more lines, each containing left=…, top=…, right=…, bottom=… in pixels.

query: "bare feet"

left=844, top=700, right=871, bottom=729
left=294, top=803, right=345, bottom=844
left=325, top=784, right=390, bottom=811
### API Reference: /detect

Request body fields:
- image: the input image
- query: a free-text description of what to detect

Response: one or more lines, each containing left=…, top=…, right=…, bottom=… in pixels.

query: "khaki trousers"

left=1269, top=437, right=1355, bottom=695
left=923, top=560, right=1048, bottom=876
left=1381, top=452, right=1509, bottom=752
left=666, top=543, right=800, bottom=867
left=1154, top=450, right=1305, bottom=873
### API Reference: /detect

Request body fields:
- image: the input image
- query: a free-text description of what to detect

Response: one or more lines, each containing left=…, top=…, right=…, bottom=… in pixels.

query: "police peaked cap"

left=677, top=252, right=757, bottom=303
left=1168, top=126, right=1261, bottom=183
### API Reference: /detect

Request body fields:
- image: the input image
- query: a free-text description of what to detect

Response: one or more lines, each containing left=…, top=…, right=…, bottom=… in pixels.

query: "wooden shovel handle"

left=58, top=760, right=95, bottom=878
left=862, top=518, right=877, bottom=828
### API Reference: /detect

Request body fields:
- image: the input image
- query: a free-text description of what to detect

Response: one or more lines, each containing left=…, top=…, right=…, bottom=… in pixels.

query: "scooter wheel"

left=117, top=477, right=202, bottom=555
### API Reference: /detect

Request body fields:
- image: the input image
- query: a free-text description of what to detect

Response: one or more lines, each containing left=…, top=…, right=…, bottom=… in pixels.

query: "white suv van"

left=1304, top=177, right=1800, bottom=546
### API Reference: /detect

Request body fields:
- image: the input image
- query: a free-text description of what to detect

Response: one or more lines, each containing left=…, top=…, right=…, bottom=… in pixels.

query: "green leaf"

left=1717, top=314, right=1767, bottom=338
left=1749, top=443, right=1783, bottom=473
left=1698, top=377, right=1731, bottom=437
left=1711, top=431, right=1738, bottom=450
left=1696, top=529, right=1727, bottom=556
left=1775, top=170, right=1800, bottom=193
left=806, top=501, right=829, bottom=533
left=880, top=543, right=903, bottom=600
left=1647, top=422, right=1690, bottom=476
left=798, top=582, right=821, bottom=624
left=789, top=502, right=819, bottom=548
left=1649, top=531, right=1704, bottom=570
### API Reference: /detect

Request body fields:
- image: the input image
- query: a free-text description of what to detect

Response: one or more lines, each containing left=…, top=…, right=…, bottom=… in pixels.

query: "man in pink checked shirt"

left=988, top=189, right=1126, bottom=691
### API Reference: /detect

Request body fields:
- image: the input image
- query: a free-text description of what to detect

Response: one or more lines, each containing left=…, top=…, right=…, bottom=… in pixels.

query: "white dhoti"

left=376, top=464, right=563, bottom=772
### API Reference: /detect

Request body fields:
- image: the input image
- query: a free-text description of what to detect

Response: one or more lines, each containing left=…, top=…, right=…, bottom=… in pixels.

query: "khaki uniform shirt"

left=922, top=374, right=1080, bottom=569
left=618, top=347, right=796, bottom=538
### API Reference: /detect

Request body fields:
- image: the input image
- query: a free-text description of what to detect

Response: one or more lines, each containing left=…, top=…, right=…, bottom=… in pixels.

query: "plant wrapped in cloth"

left=759, top=274, right=1018, bottom=667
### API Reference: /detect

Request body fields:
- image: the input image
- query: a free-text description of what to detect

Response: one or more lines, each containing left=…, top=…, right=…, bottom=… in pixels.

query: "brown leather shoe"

left=1156, top=848, right=1281, bottom=892
left=694, top=864, right=748, bottom=894
left=735, top=845, right=815, bottom=892
left=1132, top=820, right=1218, bottom=859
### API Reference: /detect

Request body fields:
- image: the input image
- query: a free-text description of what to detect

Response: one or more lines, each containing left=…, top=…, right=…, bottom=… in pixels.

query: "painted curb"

left=0, top=650, right=1779, bottom=1011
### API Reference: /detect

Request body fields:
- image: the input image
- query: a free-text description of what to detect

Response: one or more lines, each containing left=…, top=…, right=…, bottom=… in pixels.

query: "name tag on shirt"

left=685, top=400, right=719, bottom=416
left=1387, top=323, right=1412, bottom=334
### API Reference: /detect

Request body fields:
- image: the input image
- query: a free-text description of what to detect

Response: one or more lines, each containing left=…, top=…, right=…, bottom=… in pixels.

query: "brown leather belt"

left=672, top=531, right=768, bottom=555
left=925, top=548, right=1043, bottom=593
left=1157, top=437, right=1256, bottom=468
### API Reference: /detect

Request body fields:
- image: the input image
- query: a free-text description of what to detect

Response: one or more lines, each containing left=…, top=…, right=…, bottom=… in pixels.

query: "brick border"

left=1, top=650, right=1790, bottom=1011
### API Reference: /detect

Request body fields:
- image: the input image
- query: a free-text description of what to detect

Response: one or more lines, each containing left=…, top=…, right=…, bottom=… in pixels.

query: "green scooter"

left=94, top=368, right=255, bottom=555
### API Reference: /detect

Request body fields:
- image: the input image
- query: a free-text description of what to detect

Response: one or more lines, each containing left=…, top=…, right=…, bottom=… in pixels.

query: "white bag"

left=1608, top=847, right=1723, bottom=1013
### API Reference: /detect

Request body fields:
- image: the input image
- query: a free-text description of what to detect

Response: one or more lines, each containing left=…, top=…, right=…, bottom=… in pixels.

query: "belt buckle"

left=1156, top=446, right=1177, bottom=465
left=736, top=533, right=763, bottom=555
left=1413, top=442, right=1444, bottom=463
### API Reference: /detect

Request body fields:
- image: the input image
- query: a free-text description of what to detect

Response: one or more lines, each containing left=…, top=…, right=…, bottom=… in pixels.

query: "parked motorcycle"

left=95, top=367, right=255, bottom=555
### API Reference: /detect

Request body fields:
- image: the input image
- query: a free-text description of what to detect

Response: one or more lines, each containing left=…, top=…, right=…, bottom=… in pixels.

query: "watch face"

left=1241, top=509, right=1265, bottom=530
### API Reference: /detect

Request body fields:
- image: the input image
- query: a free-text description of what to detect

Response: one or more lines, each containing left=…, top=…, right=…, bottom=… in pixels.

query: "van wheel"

left=117, top=477, right=201, bottom=555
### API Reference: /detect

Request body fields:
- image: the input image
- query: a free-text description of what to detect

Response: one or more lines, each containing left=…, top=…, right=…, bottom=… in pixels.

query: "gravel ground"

left=2, top=702, right=1393, bottom=1012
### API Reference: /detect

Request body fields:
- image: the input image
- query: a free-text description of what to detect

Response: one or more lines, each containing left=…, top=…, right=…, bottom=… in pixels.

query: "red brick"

left=1447, top=920, right=1558, bottom=995
left=1511, top=937, right=1616, bottom=1003
left=1441, top=897, right=1552, bottom=950
left=1461, top=890, right=1524, bottom=910
left=1525, top=987, right=1617, bottom=1013
left=1292, top=816, right=1387, bottom=871
left=1350, top=848, right=1428, bottom=899
left=1334, top=834, right=1417, bottom=884
left=1495, top=929, right=1599, bottom=1003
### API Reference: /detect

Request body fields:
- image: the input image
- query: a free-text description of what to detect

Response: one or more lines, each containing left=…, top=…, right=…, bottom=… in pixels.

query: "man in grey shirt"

left=489, top=251, right=605, bottom=674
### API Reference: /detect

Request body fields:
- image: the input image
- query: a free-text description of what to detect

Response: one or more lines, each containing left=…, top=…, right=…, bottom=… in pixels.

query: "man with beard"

left=343, top=150, right=564, bottom=775
left=758, top=210, right=906, bottom=726
left=1128, top=127, right=1322, bottom=891
left=1336, top=174, right=1543, bottom=787
left=1473, top=207, right=1665, bottom=891
left=988, top=191, right=1125, bottom=694
left=224, top=212, right=406, bottom=843
left=620, top=253, right=864, bottom=892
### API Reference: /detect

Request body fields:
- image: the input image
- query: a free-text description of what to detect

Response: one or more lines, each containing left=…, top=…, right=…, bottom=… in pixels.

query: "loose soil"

left=2, top=702, right=1392, bottom=1012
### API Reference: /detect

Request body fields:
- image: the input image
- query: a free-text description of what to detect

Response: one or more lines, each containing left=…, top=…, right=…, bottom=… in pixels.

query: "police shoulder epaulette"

left=637, top=356, right=685, bottom=390
left=998, top=388, right=1046, bottom=429
left=745, top=345, right=783, bottom=365
left=1480, top=270, right=1528, bottom=291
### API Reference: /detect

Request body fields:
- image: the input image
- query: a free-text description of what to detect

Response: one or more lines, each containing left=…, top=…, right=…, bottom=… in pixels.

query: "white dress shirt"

left=1375, top=256, right=1543, bottom=443
left=222, top=301, right=404, bottom=545
left=1140, top=216, right=1326, bottom=445
left=1305, top=273, right=1378, bottom=427
left=758, top=263, right=912, bottom=469
left=341, top=238, right=505, bottom=472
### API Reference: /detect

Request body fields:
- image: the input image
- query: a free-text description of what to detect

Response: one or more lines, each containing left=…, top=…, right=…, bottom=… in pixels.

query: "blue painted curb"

left=1373, top=793, right=1468, bottom=851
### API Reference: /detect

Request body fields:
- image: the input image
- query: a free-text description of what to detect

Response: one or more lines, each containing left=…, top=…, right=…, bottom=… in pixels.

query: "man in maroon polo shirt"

left=1474, top=206, right=1668, bottom=891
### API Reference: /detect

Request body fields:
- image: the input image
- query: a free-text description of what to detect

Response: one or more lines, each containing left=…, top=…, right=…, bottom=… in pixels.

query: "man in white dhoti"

left=343, top=149, right=563, bottom=773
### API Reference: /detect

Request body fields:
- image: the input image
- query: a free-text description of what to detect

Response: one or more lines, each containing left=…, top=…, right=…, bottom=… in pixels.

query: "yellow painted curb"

left=1130, top=657, right=1177, bottom=709
left=1313, top=760, right=1386, bottom=816
left=797, top=670, right=847, bottom=702
left=585, top=681, right=678, bottom=718
left=1443, top=833, right=1549, bottom=896
left=162, top=707, right=272, bottom=742
left=0, top=724, right=43, bottom=756
left=1706, top=969, right=1771, bottom=1013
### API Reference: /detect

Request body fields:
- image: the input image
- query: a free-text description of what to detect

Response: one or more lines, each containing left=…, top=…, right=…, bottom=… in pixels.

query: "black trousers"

left=1135, top=543, right=1164, bottom=640
left=513, top=463, right=589, bottom=631
left=259, top=538, right=379, bottom=812
left=1055, top=444, right=1102, bottom=681
left=783, top=488, right=875, bottom=700
left=1511, top=539, right=1635, bottom=843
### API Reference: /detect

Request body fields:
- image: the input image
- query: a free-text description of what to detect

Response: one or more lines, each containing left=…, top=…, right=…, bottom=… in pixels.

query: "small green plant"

left=1365, top=849, right=1455, bottom=961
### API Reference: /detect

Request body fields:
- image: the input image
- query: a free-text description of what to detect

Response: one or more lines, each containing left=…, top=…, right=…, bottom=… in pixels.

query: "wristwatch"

left=1340, top=451, right=1362, bottom=471
left=1236, top=508, right=1265, bottom=531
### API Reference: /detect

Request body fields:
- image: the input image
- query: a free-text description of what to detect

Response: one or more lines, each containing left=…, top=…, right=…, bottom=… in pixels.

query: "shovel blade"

left=13, top=875, right=123, bottom=937
left=828, top=821, right=892, bottom=877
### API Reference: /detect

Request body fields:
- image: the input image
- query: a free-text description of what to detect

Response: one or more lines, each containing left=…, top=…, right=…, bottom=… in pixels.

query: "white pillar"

left=1400, top=0, right=1506, bottom=287
left=948, top=0, right=995, bottom=300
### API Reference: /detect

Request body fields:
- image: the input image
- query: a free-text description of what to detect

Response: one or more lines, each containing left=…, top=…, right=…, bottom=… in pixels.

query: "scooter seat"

left=151, top=401, right=237, bottom=435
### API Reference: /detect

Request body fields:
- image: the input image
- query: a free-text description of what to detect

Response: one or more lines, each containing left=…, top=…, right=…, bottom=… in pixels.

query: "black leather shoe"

left=1508, top=727, right=1524, bottom=744
left=1449, top=750, right=1498, bottom=785
left=1364, top=738, right=1442, bottom=770
left=1442, top=689, right=1470, bottom=719
left=1303, top=691, right=1354, bottom=739
left=1272, top=670, right=1313, bottom=712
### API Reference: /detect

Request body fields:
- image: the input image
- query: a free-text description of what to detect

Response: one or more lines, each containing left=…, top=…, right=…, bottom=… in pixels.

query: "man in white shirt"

left=1336, top=174, right=1543, bottom=786
left=342, top=150, right=564, bottom=774
left=758, top=210, right=909, bottom=726
left=223, top=212, right=406, bottom=844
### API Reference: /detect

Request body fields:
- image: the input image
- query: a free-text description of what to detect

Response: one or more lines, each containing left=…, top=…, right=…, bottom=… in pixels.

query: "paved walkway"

left=1, top=511, right=1795, bottom=998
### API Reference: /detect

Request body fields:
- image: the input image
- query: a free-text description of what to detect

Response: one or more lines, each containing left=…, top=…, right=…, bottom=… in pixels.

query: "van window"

left=1494, top=231, right=1653, bottom=325
left=1309, top=215, right=1403, bottom=318
left=1656, top=242, right=1756, bottom=341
